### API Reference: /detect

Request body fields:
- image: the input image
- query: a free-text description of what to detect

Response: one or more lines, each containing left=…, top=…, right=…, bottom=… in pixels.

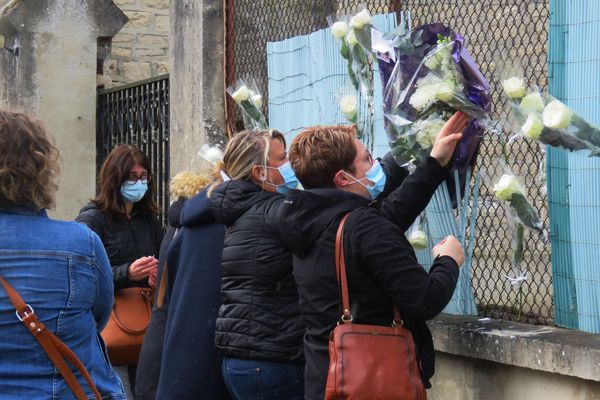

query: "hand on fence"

left=128, top=256, right=158, bottom=281
left=430, top=111, right=469, bottom=167
left=433, top=235, right=465, bottom=267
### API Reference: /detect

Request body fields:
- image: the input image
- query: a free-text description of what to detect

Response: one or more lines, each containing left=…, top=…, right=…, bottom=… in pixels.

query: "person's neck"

left=124, top=202, right=134, bottom=219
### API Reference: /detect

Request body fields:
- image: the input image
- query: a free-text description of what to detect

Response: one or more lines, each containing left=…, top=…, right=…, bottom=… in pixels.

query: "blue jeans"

left=222, top=357, right=304, bottom=400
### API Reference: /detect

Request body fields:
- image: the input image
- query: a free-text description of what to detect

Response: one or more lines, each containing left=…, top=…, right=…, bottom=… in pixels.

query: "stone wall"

left=103, top=0, right=170, bottom=87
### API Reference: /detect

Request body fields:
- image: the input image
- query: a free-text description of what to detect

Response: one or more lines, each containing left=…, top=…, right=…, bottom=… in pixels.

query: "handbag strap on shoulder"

left=335, top=213, right=403, bottom=326
left=0, top=275, right=102, bottom=400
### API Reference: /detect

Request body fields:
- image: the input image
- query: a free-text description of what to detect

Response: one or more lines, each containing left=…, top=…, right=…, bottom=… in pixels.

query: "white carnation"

left=520, top=114, right=544, bottom=140
left=251, top=94, right=263, bottom=108
left=520, top=92, right=545, bottom=113
left=346, top=29, right=358, bottom=46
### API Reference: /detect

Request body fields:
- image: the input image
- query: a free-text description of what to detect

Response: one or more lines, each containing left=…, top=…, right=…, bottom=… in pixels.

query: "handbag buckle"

left=392, top=318, right=404, bottom=327
left=16, top=304, right=34, bottom=322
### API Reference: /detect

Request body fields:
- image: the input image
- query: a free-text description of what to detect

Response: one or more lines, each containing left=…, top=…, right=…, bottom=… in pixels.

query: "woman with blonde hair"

left=209, top=129, right=305, bottom=400
left=0, top=111, right=124, bottom=398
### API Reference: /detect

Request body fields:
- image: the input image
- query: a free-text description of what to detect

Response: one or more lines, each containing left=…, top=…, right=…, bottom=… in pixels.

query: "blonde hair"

left=208, top=130, right=286, bottom=196
left=170, top=171, right=211, bottom=199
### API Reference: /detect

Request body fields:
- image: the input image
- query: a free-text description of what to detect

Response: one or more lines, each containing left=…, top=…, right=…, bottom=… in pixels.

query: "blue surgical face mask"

left=264, top=161, right=300, bottom=194
left=120, top=181, right=148, bottom=203
left=344, top=160, right=387, bottom=200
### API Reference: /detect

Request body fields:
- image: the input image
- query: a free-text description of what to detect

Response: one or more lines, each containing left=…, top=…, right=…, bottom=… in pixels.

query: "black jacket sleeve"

left=377, top=152, right=409, bottom=200
left=353, top=210, right=459, bottom=320
left=378, top=156, right=449, bottom=232
left=76, top=207, right=131, bottom=289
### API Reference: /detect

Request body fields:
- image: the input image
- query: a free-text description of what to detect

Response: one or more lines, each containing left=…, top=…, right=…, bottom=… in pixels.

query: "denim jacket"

left=0, top=207, right=125, bottom=399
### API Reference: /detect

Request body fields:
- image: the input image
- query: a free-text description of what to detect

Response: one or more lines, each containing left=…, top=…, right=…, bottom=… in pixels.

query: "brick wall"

left=102, top=0, right=170, bottom=87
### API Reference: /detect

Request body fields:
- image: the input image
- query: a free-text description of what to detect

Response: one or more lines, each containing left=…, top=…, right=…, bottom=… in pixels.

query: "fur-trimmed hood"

left=169, top=171, right=210, bottom=200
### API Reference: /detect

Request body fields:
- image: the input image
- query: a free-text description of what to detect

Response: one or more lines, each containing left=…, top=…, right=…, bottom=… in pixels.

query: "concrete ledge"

left=429, top=314, right=600, bottom=382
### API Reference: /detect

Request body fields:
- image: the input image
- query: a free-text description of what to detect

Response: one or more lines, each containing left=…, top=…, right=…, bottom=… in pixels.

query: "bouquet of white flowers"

left=502, top=70, right=600, bottom=156
left=226, top=79, right=268, bottom=131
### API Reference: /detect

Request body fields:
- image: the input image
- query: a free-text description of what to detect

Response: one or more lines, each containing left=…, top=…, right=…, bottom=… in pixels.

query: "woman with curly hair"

left=0, top=110, right=125, bottom=398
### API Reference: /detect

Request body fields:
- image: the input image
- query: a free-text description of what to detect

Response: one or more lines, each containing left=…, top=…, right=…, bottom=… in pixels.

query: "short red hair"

left=289, top=125, right=357, bottom=189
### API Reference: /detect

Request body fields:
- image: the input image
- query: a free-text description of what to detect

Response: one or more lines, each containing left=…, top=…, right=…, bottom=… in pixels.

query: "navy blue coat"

left=156, top=190, right=230, bottom=399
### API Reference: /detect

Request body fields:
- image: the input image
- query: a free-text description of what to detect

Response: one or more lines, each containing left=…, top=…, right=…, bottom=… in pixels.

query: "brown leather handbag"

left=325, top=213, right=427, bottom=400
left=101, top=287, right=153, bottom=365
left=0, top=275, right=102, bottom=400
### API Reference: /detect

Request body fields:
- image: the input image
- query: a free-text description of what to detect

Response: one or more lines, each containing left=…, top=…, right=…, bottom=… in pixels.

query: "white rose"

left=350, top=9, right=371, bottom=29
left=340, top=95, right=358, bottom=118
left=542, top=100, right=573, bottom=129
left=346, top=29, right=358, bottom=46
left=331, top=21, right=350, bottom=38
left=520, top=114, right=544, bottom=140
left=408, top=230, right=428, bottom=250
left=435, top=82, right=455, bottom=102
left=231, top=85, right=251, bottom=103
left=502, top=77, right=526, bottom=99
left=519, top=92, right=545, bottom=113
left=251, top=94, right=263, bottom=108
left=493, top=174, right=524, bottom=201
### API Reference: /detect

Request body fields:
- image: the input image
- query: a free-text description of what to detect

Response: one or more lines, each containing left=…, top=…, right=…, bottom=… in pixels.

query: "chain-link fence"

left=226, top=0, right=552, bottom=324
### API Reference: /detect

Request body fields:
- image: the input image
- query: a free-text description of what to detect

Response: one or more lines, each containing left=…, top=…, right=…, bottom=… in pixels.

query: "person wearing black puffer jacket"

left=209, top=130, right=305, bottom=400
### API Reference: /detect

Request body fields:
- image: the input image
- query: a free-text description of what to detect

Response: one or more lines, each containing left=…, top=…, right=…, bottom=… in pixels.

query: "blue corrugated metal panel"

left=549, top=0, right=600, bottom=332
left=267, top=13, right=397, bottom=158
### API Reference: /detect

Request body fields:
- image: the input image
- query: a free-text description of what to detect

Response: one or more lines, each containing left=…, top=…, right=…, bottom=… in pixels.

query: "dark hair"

left=289, top=125, right=357, bottom=189
left=92, top=144, right=159, bottom=219
left=0, top=111, right=60, bottom=210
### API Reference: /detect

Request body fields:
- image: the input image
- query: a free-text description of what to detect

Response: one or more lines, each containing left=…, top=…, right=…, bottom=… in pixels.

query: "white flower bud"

left=502, top=77, right=526, bottom=99
left=542, top=100, right=573, bottom=129
left=520, top=114, right=544, bottom=140
left=340, top=95, right=358, bottom=118
left=231, top=85, right=251, bottom=103
left=493, top=174, right=524, bottom=201
left=408, top=230, right=428, bottom=250
left=331, top=21, right=350, bottom=39
left=346, top=29, right=358, bottom=46
left=519, top=92, right=545, bottom=113
left=251, top=94, right=263, bottom=108
left=350, top=9, right=372, bottom=29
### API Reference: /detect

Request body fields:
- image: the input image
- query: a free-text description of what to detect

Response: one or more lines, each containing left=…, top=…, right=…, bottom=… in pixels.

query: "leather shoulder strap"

left=335, top=213, right=352, bottom=323
left=0, top=276, right=102, bottom=400
left=334, top=213, right=403, bottom=327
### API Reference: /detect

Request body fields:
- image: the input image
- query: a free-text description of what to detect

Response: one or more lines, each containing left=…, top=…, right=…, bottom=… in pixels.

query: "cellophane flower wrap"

left=226, top=79, right=268, bottom=131
left=492, top=170, right=543, bottom=234
left=380, top=24, right=491, bottom=173
left=502, top=75, right=600, bottom=156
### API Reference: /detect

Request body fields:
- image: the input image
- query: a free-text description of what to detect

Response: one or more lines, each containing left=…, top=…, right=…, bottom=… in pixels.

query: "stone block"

left=112, top=47, right=132, bottom=57
left=121, top=61, right=152, bottom=82
left=155, top=15, right=169, bottom=32
left=112, top=33, right=134, bottom=43
left=114, top=0, right=134, bottom=4
left=136, top=47, right=166, bottom=57
left=156, top=61, right=169, bottom=75
left=124, top=11, right=152, bottom=28
left=143, top=0, right=170, bottom=10
left=138, top=34, right=168, bottom=45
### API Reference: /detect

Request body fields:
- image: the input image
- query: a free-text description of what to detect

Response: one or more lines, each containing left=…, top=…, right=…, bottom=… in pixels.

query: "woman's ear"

left=333, top=170, right=352, bottom=189
left=251, top=165, right=267, bottom=183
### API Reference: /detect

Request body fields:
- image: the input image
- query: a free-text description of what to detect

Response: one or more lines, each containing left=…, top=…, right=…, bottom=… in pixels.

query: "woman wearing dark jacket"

left=280, top=114, right=468, bottom=400
left=135, top=171, right=209, bottom=400
left=208, top=130, right=305, bottom=400
left=156, top=184, right=230, bottom=400
left=76, top=144, right=164, bottom=397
